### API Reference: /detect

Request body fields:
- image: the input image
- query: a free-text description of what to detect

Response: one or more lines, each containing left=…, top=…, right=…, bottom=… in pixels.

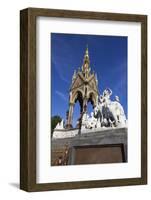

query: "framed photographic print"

left=20, top=8, right=147, bottom=191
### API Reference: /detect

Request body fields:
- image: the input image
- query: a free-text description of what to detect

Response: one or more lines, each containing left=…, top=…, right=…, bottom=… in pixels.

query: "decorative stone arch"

left=87, top=91, right=98, bottom=107
left=72, top=89, right=84, bottom=104
left=73, top=90, right=84, bottom=113
left=66, top=90, right=84, bottom=129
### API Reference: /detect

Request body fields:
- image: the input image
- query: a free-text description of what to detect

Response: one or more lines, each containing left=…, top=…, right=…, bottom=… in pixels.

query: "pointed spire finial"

left=82, top=45, right=91, bottom=77
left=85, top=44, right=89, bottom=57
left=84, top=44, right=89, bottom=61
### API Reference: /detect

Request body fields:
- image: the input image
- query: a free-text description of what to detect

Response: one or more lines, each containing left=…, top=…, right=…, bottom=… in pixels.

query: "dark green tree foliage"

left=51, top=115, right=62, bottom=137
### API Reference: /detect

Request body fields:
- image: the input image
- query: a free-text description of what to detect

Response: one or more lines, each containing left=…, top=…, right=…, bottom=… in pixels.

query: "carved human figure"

left=103, top=88, right=112, bottom=107
left=99, top=90, right=113, bottom=127
left=87, top=112, right=97, bottom=129
left=81, top=112, right=90, bottom=130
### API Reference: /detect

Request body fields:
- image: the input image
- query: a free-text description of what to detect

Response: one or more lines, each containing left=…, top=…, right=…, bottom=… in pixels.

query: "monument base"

left=51, top=127, right=127, bottom=166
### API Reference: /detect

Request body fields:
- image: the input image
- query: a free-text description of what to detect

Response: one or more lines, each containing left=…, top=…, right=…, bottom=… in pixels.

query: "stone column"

left=83, top=98, right=88, bottom=113
left=66, top=103, right=74, bottom=129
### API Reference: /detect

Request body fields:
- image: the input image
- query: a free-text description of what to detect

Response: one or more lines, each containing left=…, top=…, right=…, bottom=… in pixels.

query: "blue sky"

left=51, top=33, right=127, bottom=127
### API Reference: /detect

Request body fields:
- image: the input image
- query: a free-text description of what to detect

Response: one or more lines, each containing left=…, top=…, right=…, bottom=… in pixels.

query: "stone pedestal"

left=51, top=127, right=127, bottom=166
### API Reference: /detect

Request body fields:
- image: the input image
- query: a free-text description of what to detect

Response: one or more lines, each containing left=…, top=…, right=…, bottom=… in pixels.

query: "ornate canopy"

left=66, top=46, right=99, bottom=128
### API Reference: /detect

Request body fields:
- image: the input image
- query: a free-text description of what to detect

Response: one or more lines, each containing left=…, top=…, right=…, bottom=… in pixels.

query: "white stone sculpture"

left=82, top=112, right=97, bottom=129
left=55, top=120, right=64, bottom=130
left=96, top=120, right=101, bottom=128
left=81, top=112, right=89, bottom=130
left=88, top=112, right=97, bottom=128
left=80, top=88, right=127, bottom=130
left=102, top=93, right=127, bottom=127
left=103, top=88, right=112, bottom=107
left=113, top=96, right=127, bottom=126
left=94, top=105, right=99, bottom=116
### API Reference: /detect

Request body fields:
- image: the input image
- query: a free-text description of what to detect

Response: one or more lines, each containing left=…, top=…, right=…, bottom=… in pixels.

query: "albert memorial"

left=51, top=46, right=127, bottom=166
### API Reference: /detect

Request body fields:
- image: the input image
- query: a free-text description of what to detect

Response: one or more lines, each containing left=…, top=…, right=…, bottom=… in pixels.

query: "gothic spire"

left=83, top=45, right=90, bottom=64
left=82, top=45, right=91, bottom=77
